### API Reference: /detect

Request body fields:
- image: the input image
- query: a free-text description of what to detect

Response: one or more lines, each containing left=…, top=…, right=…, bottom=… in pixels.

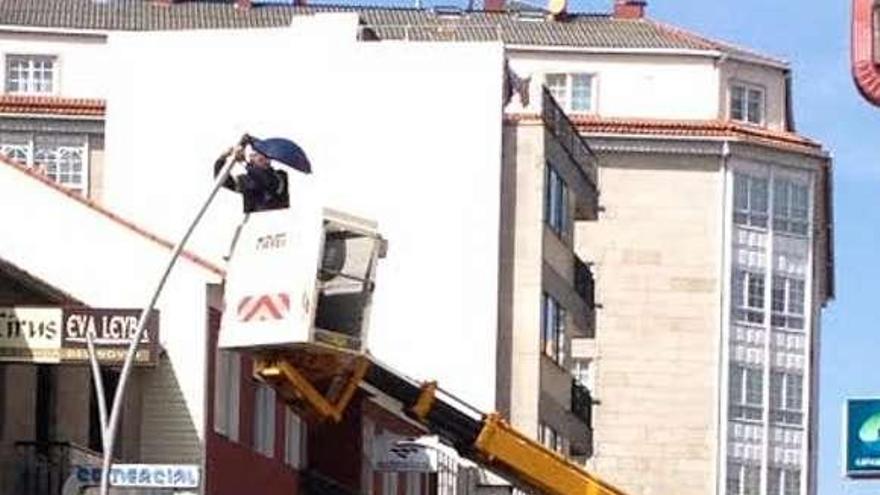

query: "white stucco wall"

left=0, top=157, right=219, bottom=459
left=508, top=51, right=722, bottom=120
left=102, top=15, right=504, bottom=411
left=0, top=31, right=108, bottom=99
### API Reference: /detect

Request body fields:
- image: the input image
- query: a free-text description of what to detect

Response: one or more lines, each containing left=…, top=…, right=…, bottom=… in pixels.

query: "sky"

left=323, top=0, right=873, bottom=492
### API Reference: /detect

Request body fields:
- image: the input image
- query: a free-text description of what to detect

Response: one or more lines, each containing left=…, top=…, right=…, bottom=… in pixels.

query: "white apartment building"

left=0, top=2, right=832, bottom=495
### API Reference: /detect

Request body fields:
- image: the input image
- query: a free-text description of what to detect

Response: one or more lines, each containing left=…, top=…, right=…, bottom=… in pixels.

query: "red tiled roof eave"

left=0, top=153, right=224, bottom=278
left=504, top=114, right=824, bottom=154
left=0, top=94, right=105, bottom=117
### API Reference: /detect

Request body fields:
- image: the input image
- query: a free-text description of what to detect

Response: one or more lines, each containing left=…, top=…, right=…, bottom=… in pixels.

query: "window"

left=253, top=383, right=276, bottom=457
left=572, top=357, right=594, bottom=390
left=733, top=173, right=769, bottom=228
left=538, top=423, right=560, bottom=452
left=729, top=83, right=764, bottom=125
left=773, top=180, right=810, bottom=235
left=544, top=165, right=569, bottom=238
left=733, top=270, right=765, bottom=324
left=770, top=371, right=803, bottom=425
left=545, top=73, right=595, bottom=113
left=727, top=462, right=761, bottom=495
left=768, top=467, right=801, bottom=495
left=771, top=276, right=805, bottom=330
left=213, top=350, right=240, bottom=440
left=404, top=472, right=422, bottom=495
left=729, top=364, right=763, bottom=420
left=0, top=133, right=88, bottom=195
left=541, top=293, right=566, bottom=366
left=284, top=408, right=306, bottom=468
left=5, top=55, right=56, bottom=94
left=381, top=473, right=398, bottom=495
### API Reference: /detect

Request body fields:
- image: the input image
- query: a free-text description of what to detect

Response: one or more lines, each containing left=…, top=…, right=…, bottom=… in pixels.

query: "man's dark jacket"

left=214, top=156, right=289, bottom=213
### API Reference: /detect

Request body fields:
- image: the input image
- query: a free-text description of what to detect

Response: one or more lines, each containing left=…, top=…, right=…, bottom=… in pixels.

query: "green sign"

left=846, top=398, right=880, bottom=478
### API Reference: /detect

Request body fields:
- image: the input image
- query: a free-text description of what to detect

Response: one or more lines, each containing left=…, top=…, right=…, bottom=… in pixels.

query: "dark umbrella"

left=243, top=134, right=312, bottom=174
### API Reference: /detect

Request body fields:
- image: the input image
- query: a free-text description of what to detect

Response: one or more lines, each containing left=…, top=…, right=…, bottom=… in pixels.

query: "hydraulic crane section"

left=219, top=204, right=628, bottom=495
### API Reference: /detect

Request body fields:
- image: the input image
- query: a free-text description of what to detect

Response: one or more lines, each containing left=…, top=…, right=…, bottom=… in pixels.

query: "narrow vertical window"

left=733, top=173, right=768, bottom=228
left=254, top=383, right=276, bottom=457
left=541, top=293, right=565, bottom=366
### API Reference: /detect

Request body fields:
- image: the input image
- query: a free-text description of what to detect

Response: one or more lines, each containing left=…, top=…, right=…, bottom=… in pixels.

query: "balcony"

left=8, top=441, right=102, bottom=495
left=571, top=379, right=593, bottom=429
left=541, top=87, right=599, bottom=221
left=574, top=257, right=595, bottom=311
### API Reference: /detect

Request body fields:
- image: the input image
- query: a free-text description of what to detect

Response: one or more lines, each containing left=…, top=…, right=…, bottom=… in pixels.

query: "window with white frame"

left=284, top=407, right=306, bottom=468
left=0, top=133, right=88, bottom=195
left=733, top=269, right=765, bottom=324
left=537, top=423, right=561, bottom=453
left=545, top=164, right=570, bottom=238
left=545, top=73, right=595, bottom=113
left=773, top=179, right=810, bottom=235
left=729, top=364, right=764, bottom=421
left=213, top=349, right=240, bottom=440
left=771, top=275, right=805, bottom=330
left=726, top=462, right=761, bottom=495
left=541, top=292, right=566, bottom=366
left=5, top=55, right=56, bottom=94
left=768, top=467, right=801, bottom=495
left=770, top=371, right=803, bottom=425
left=253, top=383, right=276, bottom=457
left=733, top=173, right=769, bottom=228
left=729, top=83, right=764, bottom=125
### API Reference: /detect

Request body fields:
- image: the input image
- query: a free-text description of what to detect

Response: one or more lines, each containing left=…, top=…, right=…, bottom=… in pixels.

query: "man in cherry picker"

left=214, top=133, right=312, bottom=213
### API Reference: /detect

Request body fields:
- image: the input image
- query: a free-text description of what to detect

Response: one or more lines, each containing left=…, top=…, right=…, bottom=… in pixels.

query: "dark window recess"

left=35, top=366, right=57, bottom=450
left=571, top=379, right=593, bottom=428
left=574, top=257, right=595, bottom=309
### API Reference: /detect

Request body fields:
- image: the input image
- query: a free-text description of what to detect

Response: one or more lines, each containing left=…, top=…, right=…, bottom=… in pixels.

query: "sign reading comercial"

left=845, top=398, right=880, bottom=478
left=74, top=464, right=200, bottom=489
left=0, top=307, right=159, bottom=366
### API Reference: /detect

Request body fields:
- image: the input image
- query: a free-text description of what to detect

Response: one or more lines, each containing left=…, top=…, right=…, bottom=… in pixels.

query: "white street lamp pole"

left=95, top=153, right=238, bottom=495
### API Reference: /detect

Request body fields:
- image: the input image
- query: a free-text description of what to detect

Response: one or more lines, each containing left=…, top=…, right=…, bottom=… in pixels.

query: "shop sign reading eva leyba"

left=0, top=307, right=159, bottom=365
left=845, top=398, right=880, bottom=478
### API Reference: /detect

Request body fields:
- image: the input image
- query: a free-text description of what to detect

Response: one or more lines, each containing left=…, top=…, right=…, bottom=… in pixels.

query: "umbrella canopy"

left=250, top=136, right=312, bottom=174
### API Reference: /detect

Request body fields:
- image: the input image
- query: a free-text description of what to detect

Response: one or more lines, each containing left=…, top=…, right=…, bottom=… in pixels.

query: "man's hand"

left=232, top=145, right=246, bottom=162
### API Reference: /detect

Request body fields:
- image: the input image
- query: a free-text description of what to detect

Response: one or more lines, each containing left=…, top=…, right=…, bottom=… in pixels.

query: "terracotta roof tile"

left=0, top=95, right=105, bottom=117
left=0, top=153, right=224, bottom=278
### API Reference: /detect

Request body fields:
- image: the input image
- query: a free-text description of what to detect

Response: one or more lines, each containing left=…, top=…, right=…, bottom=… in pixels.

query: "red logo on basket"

left=237, top=293, right=290, bottom=322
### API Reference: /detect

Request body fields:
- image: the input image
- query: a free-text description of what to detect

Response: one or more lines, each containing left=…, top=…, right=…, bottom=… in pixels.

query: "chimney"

left=484, top=0, right=506, bottom=11
left=613, top=0, right=646, bottom=19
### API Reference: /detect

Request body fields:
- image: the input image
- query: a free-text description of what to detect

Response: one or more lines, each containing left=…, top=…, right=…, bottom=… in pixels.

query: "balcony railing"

left=571, top=379, right=593, bottom=428
left=10, top=441, right=102, bottom=495
left=574, top=257, right=595, bottom=310
left=541, top=87, right=598, bottom=189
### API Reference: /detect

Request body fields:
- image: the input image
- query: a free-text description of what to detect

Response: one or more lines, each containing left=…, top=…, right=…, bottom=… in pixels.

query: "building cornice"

left=504, top=114, right=827, bottom=158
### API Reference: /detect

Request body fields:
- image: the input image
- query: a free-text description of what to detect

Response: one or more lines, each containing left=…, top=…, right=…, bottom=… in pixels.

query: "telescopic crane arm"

left=254, top=354, right=629, bottom=495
